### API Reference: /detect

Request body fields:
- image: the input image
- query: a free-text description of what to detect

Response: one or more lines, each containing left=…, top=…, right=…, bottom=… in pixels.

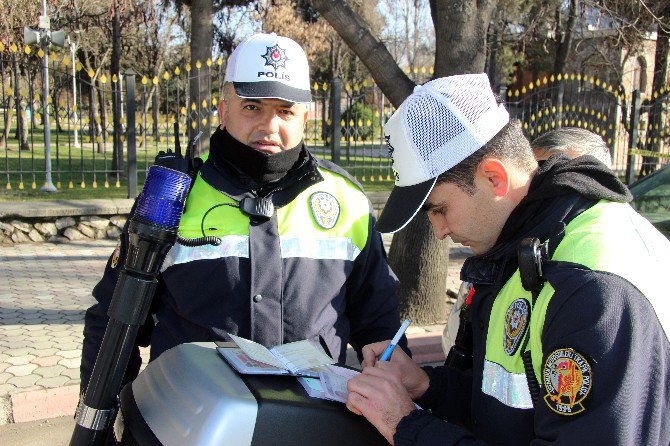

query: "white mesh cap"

left=225, top=33, right=312, bottom=103
left=376, top=73, right=509, bottom=233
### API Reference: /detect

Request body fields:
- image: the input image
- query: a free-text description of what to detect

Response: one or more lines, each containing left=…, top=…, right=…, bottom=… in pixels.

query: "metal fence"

left=506, top=73, right=670, bottom=182
left=1, top=48, right=668, bottom=197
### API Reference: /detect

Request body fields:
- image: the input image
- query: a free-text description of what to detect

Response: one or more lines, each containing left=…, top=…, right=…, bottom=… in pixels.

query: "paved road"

left=0, top=415, right=73, bottom=445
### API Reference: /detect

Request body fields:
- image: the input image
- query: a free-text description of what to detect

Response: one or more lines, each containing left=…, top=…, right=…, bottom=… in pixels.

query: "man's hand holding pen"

left=346, top=321, right=431, bottom=444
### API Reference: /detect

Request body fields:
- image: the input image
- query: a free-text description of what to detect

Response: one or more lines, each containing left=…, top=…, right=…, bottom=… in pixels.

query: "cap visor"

left=234, top=81, right=312, bottom=103
left=375, top=177, right=437, bottom=233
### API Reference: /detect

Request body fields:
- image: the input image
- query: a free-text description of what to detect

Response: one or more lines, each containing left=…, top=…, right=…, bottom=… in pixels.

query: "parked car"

left=629, top=164, right=670, bottom=239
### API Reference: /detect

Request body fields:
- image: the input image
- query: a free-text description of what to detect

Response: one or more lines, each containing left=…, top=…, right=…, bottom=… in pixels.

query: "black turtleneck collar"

left=526, top=153, right=631, bottom=205
left=210, top=126, right=305, bottom=185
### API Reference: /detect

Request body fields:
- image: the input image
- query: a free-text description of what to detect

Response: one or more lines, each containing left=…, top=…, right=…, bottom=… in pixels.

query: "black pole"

left=111, top=5, right=123, bottom=181
left=70, top=167, right=191, bottom=446
left=126, top=69, right=137, bottom=198
left=626, top=90, right=641, bottom=185
left=330, top=77, right=342, bottom=165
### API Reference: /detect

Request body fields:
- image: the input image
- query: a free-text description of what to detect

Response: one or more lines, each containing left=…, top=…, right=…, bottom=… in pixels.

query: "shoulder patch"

left=543, top=348, right=592, bottom=416
left=310, top=192, right=340, bottom=229
left=503, top=298, right=530, bottom=355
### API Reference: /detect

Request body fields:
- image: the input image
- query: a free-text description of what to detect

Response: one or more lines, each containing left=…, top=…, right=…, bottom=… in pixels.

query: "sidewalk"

left=0, top=236, right=470, bottom=424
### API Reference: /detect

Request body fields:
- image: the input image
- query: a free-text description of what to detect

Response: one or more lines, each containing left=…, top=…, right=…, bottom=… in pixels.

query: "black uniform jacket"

left=394, top=155, right=670, bottom=446
left=80, top=138, right=404, bottom=391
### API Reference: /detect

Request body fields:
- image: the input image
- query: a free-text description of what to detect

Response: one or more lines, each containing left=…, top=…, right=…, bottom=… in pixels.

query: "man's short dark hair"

left=436, top=120, right=536, bottom=194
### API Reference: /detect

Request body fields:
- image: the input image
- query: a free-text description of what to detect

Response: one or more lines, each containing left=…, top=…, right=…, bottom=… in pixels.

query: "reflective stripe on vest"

left=483, top=269, right=535, bottom=409
left=482, top=359, right=534, bottom=409
left=482, top=200, right=670, bottom=409
left=161, top=166, right=370, bottom=272
left=161, top=235, right=362, bottom=270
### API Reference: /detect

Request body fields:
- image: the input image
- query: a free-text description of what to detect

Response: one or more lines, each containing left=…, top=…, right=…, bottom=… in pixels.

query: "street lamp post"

left=23, top=0, right=66, bottom=192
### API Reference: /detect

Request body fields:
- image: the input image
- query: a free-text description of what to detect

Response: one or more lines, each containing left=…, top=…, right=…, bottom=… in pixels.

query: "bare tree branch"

left=312, top=0, right=415, bottom=107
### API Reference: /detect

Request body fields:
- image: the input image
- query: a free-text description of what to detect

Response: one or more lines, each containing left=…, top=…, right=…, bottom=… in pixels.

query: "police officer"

left=346, top=74, right=670, bottom=445
left=81, top=33, right=405, bottom=392
left=441, top=127, right=614, bottom=355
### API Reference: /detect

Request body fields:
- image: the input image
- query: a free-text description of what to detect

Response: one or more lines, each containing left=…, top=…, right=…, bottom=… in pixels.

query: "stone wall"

left=0, top=215, right=126, bottom=246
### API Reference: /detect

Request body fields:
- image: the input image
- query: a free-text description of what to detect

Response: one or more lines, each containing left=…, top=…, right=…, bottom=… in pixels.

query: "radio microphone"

left=70, top=165, right=191, bottom=446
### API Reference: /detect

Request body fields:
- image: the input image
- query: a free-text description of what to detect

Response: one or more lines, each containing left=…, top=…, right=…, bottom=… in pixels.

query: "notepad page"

left=319, top=365, right=360, bottom=403
left=228, top=333, right=286, bottom=369
left=270, top=340, right=335, bottom=373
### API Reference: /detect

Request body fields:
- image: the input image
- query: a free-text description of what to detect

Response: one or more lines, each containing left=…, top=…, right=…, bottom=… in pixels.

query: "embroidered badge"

left=310, top=192, right=340, bottom=229
left=543, top=348, right=592, bottom=416
left=110, top=239, right=121, bottom=269
left=262, top=44, right=288, bottom=70
left=503, top=298, right=530, bottom=355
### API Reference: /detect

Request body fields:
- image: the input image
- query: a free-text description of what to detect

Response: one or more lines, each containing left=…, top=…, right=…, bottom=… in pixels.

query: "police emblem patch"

left=310, top=192, right=340, bottom=229
left=503, top=298, right=529, bottom=355
left=111, top=239, right=121, bottom=269
left=262, top=44, right=288, bottom=70
left=543, top=348, right=592, bottom=416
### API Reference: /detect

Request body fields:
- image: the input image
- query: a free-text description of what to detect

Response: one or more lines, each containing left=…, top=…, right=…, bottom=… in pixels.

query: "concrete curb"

left=0, top=199, right=135, bottom=219
left=7, top=331, right=444, bottom=424
left=11, top=386, right=79, bottom=423
left=407, top=331, right=447, bottom=364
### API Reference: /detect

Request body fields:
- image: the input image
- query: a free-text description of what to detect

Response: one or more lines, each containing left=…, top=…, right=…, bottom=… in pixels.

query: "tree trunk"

left=312, top=0, right=415, bottom=107
left=314, top=0, right=499, bottom=324
left=0, top=96, right=13, bottom=147
left=2, top=58, right=17, bottom=147
left=553, top=0, right=578, bottom=75
left=394, top=0, right=496, bottom=324
left=30, top=72, right=39, bottom=130
left=111, top=3, right=124, bottom=178
left=88, top=82, right=97, bottom=153
left=388, top=215, right=450, bottom=323
left=93, top=82, right=105, bottom=154
left=12, top=56, right=29, bottom=150
left=641, top=18, right=669, bottom=177
left=430, top=0, right=496, bottom=77
left=189, top=0, right=213, bottom=155
left=52, top=86, right=63, bottom=133
left=18, top=98, right=29, bottom=150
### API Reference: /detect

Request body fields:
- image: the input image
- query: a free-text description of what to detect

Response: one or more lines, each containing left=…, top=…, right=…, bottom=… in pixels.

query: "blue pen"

left=380, top=319, right=411, bottom=361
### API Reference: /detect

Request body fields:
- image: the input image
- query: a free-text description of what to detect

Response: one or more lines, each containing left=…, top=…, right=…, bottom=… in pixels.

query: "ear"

left=301, top=104, right=309, bottom=128
left=478, top=158, right=510, bottom=197
left=217, top=99, right=227, bottom=130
